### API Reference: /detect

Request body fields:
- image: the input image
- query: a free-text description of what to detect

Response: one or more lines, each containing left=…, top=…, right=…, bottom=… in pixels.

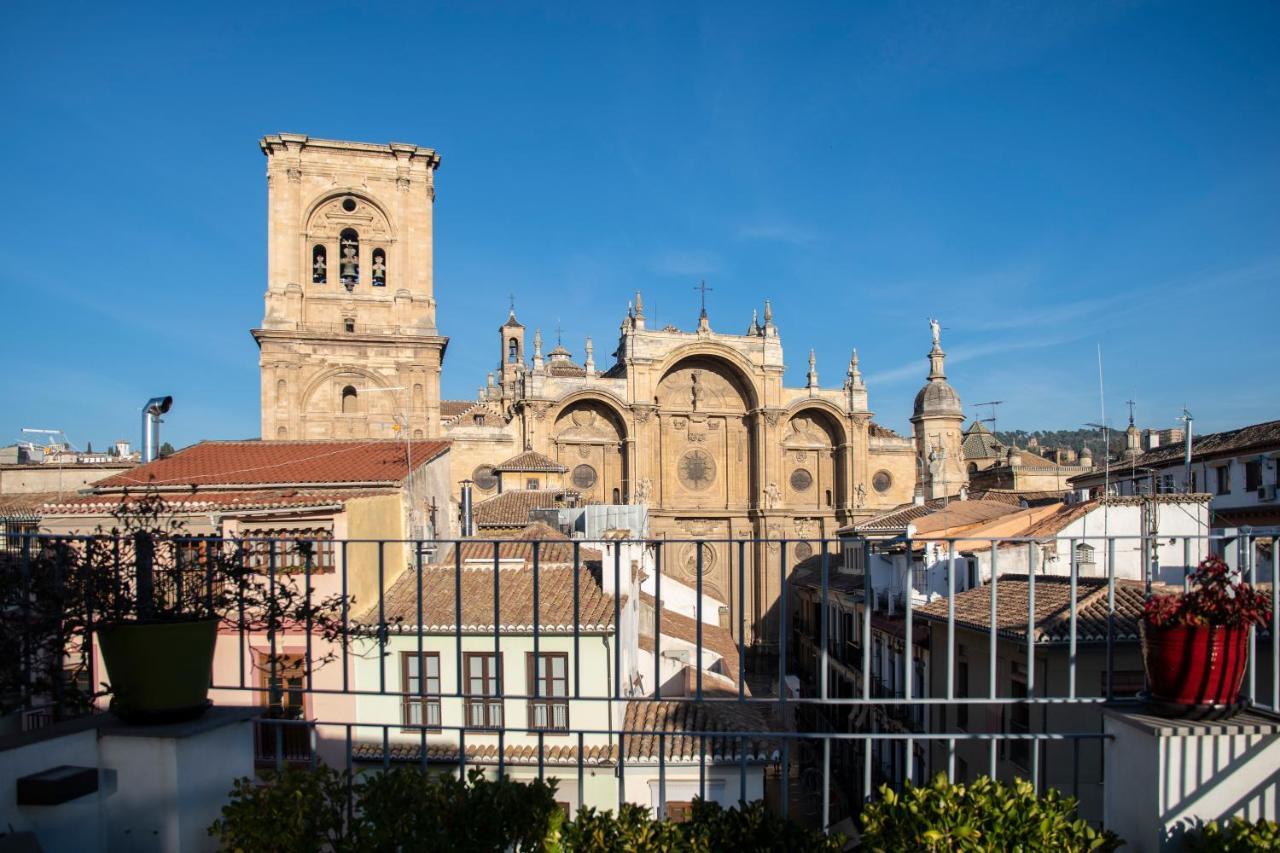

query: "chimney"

left=140, top=396, right=173, bottom=463
left=459, top=480, right=475, bottom=537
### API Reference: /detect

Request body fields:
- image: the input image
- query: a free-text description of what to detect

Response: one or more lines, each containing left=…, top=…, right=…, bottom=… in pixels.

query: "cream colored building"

left=253, top=133, right=971, bottom=646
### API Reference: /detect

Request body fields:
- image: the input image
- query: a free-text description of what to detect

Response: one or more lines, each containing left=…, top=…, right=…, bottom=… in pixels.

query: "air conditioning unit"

left=1258, top=485, right=1277, bottom=502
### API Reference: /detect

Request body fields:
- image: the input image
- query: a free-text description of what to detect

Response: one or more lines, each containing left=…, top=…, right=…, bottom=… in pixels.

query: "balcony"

left=2, top=528, right=1279, bottom=851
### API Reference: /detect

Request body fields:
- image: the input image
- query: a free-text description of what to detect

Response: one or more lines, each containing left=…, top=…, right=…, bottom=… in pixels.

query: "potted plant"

left=1141, top=555, right=1271, bottom=718
left=47, top=491, right=354, bottom=724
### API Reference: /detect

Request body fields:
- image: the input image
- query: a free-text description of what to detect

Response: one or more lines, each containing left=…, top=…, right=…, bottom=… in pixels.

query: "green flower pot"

left=97, top=617, right=219, bottom=724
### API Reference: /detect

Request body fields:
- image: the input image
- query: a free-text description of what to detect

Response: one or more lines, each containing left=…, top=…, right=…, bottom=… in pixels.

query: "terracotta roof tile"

left=353, top=740, right=616, bottom=766
left=639, top=592, right=744, bottom=690
left=440, top=400, right=478, bottom=419
left=915, top=575, right=1155, bottom=643
left=366, top=532, right=615, bottom=632
left=0, top=492, right=60, bottom=515
left=92, top=440, right=450, bottom=489
left=39, top=488, right=398, bottom=515
left=493, top=450, right=566, bottom=473
left=622, top=699, right=778, bottom=763
left=473, top=490, right=578, bottom=528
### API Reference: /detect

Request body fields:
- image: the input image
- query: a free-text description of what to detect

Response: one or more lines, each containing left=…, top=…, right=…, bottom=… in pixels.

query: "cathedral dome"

left=913, top=378, right=963, bottom=419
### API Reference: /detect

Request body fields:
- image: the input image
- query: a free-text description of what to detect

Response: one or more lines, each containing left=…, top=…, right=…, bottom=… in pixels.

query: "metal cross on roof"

left=694, top=280, right=713, bottom=314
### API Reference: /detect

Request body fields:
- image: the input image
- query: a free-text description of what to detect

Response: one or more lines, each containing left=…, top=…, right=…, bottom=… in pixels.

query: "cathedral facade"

left=253, top=135, right=969, bottom=643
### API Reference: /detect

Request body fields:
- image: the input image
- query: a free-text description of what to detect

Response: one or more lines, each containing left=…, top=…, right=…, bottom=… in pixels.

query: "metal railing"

left=2, top=527, right=1276, bottom=833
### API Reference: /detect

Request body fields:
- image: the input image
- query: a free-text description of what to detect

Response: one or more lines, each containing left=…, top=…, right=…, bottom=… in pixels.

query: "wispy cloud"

left=648, top=250, right=723, bottom=277
left=736, top=220, right=818, bottom=245
left=865, top=331, right=1091, bottom=387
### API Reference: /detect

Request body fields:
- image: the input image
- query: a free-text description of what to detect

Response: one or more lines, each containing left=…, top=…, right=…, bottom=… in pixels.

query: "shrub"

left=858, top=773, right=1121, bottom=852
left=357, top=767, right=564, bottom=852
left=210, top=765, right=841, bottom=852
left=1185, top=817, right=1280, bottom=852
left=208, top=765, right=348, bottom=853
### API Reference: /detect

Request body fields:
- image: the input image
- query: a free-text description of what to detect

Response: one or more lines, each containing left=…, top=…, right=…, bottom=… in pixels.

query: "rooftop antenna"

left=1177, top=407, right=1194, bottom=495
left=973, top=400, right=1004, bottom=434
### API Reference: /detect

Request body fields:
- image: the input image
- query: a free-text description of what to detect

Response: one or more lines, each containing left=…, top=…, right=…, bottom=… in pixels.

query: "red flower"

left=1144, top=556, right=1272, bottom=629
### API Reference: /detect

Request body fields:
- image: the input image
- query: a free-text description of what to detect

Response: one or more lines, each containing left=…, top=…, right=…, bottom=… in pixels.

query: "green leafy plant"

left=358, top=767, right=564, bottom=852
left=210, top=765, right=842, bottom=852
left=859, top=773, right=1121, bottom=852
left=208, top=765, right=349, bottom=853
left=1185, top=817, right=1280, bottom=852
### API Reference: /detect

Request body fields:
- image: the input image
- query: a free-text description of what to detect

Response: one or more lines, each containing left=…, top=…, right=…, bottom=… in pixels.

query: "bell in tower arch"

left=339, top=229, right=359, bottom=290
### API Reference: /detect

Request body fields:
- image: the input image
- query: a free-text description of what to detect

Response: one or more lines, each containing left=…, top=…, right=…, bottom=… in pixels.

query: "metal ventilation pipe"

left=459, top=479, right=475, bottom=537
left=141, top=396, right=173, bottom=463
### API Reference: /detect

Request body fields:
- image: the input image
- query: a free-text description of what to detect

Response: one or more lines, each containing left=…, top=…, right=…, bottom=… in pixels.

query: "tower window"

left=508, top=338, right=520, bottom=363
left=312, top=245, right=327, bottom=284
left=344, top=318, right=355, bottom=333
left=341, top=385, right=358, bottom=414
left=372, top=248, right=387, bottom=287
left=339, top=229, right=359, bottom=289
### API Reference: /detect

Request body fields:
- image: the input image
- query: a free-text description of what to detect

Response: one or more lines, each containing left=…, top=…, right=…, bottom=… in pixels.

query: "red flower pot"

left=1141, top=621, right=1249, bottom=712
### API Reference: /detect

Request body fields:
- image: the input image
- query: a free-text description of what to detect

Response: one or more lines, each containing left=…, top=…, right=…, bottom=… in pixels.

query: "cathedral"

left=253, top=135, right=970, bottom=641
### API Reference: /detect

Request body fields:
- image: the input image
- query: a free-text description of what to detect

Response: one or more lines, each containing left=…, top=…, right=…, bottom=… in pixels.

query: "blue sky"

left=3, top=1, right=1278, bottom=451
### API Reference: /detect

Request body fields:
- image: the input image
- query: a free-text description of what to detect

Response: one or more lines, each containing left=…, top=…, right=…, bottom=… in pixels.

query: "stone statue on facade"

left=763, top=481, right=781, bottom=509
left=854, top=482, right=866, bottom=508
left=689, top=371, right=702, bottom=412
left=634, top=477, right=652, bottom=505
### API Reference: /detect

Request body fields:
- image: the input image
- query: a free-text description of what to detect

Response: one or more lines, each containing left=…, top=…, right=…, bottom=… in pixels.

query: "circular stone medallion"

left=571, top=464, right=597, bottom=489
left=790, top=468, right=814, bottom=492
left=678, top=449, right=717, bottom=491
left=472, top=464, right=498, bottom=492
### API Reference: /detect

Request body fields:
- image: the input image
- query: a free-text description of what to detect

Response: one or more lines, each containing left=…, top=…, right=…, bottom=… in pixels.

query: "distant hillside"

left=993, top=429, right=1118, bottom=458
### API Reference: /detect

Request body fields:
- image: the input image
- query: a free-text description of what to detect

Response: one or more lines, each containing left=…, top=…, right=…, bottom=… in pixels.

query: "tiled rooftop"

left=92, top=439, right=450, bottom=489
left=915, top=575, right=1153, bottom=644
left=492, top=450, right=566, bottom=473
left=473, top=489, right=578, bottom=529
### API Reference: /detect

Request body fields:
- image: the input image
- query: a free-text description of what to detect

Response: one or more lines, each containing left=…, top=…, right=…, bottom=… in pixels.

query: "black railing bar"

left=1247, top=531, right=1257, bottom=703
left=415, top=542, right=424, bottom=700
left=268, top=541, right=278, bottom=715
left=377, top=541, right=386, bottom=695
left=696, top=541, right=703, bottom=701
left=493, top=541, right=501, bottom=705
left=653, top=542, right=661, bottom=701
left=454, top=545, right=463, bottom=698
left=778, top=539, right=788, bottom=709
left=239, top=540, right=248, bottom=691
left=615, top=544, right=622, bottom=703
left=572, top=540, right=581, bottom=700
left=254, top=714, right=1117, bottom=743
left=737, top=539, right=746, bottom=704
left=819, top=546, right=829, bottom=704
left=533, top=541, right=540, bottom=703
left=1107, top=538, right=1116, bottom=700
left=1068, top=536, right=1078, bottom=701
left=305, top=545, right=314, bottom=692
left=211, top=682, right=1124, bottom=705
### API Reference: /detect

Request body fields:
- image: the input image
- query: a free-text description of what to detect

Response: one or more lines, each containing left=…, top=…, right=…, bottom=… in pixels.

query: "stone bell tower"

left=910, top=320, right=969, bottom=499
left=253, top=134, right=447, bottom=440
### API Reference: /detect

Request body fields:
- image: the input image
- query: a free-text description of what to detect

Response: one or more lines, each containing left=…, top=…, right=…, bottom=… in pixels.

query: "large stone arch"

left=550, top=396, right=629, bottom=504
left=299, top=366, right=398, bottom=439
left=653, top=344, right=762, bottom=411
left=302, top=189, right=396, bottom=240
left=782, top=405, right=846, bottom=511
